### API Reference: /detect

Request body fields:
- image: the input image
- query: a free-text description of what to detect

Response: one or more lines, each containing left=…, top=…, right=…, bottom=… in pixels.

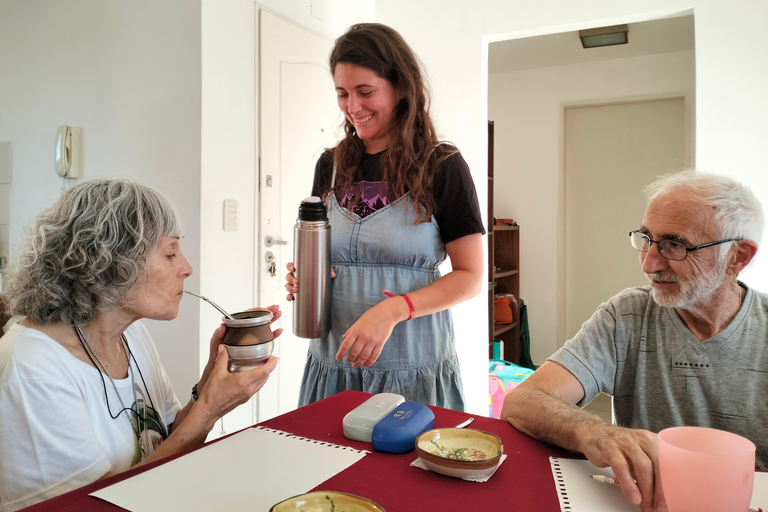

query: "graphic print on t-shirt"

left=128, top=383, right=168, bottom=465
left=336, top=180, right=398, bottom=218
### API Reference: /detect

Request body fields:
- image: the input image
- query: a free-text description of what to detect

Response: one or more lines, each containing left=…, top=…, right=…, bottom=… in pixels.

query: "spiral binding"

left=550, top=457, right=572, bottom=511
left=255, top=426, right=371, bottom=454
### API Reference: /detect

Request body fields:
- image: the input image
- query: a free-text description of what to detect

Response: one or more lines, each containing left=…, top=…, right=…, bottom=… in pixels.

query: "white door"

left=563, top=97, right=689, bottom=346
left=256, top=10, right=339, bottom=421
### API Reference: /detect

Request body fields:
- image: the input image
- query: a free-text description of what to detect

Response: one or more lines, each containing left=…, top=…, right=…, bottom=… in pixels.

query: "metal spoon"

left=184, top=290, right=235, bottom=320
left=455, top=418, right=474, bottom=429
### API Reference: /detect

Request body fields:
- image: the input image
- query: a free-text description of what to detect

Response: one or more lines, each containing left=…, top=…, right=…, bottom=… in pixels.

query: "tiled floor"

left=583, top=393, right=613, bottom=424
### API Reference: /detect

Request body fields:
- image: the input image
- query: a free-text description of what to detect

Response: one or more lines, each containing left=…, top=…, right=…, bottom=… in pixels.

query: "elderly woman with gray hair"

left=0, top=178, right=280, bottom=511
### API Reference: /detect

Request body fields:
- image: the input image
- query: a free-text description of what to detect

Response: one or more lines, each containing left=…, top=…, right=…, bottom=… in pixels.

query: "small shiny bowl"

left=270, top=491, right=385, bottom=512
left=225, top=340, right=274, bottom=373
left=415, top=428, right=503, bottom=480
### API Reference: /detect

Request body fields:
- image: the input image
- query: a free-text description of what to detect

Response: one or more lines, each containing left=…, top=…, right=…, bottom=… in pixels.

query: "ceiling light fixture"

left=579, top=24, right=629, bottom=49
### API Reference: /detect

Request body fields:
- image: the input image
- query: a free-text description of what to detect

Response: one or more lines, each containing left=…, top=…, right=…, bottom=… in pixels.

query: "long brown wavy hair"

left=329, top=23, right=457, bottom=223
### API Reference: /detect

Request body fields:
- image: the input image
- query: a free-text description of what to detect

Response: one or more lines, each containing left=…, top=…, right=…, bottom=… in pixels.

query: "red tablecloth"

left=21, top=390, right=573, bottom=511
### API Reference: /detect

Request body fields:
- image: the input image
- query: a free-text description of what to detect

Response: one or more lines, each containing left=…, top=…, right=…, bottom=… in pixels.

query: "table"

left=21, top=390, right=573, bottom=511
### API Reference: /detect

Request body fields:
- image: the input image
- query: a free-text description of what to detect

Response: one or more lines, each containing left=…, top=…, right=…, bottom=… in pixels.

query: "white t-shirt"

left=0, top=321, right=182, bottom=511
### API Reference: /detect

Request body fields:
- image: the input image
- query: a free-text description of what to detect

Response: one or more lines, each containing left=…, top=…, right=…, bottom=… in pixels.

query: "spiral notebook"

left=92, top=427, right=369, bottom=512
left=550, top=457, right=768, bottom=512
left=550, top=457, right=637, bottom=512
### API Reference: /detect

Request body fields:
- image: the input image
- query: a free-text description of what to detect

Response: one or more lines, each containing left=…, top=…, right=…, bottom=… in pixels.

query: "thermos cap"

left=298, top=196, right=328, bottom=222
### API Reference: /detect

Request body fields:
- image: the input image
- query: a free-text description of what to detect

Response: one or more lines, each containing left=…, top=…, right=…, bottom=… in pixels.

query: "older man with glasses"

left=502, top=170, right=765, bottom=512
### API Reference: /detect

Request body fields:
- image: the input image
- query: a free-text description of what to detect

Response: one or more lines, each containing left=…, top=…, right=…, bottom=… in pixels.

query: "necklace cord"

left=74, top=326, right=136, bottom=421
left=127, top=341, right=157, bottom=413
left=74, top=325, right=170, bottom=462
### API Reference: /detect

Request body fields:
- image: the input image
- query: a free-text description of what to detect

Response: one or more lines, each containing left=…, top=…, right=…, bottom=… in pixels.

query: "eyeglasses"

left=628, top=230, right=742, bottom=261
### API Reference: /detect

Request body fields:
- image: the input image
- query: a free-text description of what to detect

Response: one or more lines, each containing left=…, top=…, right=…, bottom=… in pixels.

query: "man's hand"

left=577, top=424, right=666, bottom=512
left=503, top=362, right=667, bottom=512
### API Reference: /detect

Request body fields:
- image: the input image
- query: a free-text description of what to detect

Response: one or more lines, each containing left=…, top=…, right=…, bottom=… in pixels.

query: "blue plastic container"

left=371, top=402, right=435, bottom=454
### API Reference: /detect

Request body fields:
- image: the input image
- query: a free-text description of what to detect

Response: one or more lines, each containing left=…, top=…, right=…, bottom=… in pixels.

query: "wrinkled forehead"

left=157, top=234, right=182, bottom=247
left=643, top=189, right=719, bottom=241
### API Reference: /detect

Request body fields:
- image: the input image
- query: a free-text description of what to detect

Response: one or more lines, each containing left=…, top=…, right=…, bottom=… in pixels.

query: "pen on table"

left=591, top=476, right=763, bottom=512
left=590, top=474, right=620, bottom=486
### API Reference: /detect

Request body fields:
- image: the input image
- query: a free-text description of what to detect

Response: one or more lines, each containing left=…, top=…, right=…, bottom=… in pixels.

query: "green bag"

left=518, top=304, right=535, bottom=370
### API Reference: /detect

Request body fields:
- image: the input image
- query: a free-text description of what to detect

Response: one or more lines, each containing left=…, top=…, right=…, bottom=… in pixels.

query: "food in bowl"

left=270, top=491, right=385, bottom=512
left=415, top=428, right=503, bottom=479
left=426, top=441, right=488, bottom=461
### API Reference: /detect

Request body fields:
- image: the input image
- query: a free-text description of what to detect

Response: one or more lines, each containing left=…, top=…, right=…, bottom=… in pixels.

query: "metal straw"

left=184, top=290, right=235, bottom=319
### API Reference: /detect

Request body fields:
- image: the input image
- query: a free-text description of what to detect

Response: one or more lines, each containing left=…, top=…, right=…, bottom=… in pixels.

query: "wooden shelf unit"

left=490, top=225, right=521, bottom=363
left=488, top=120, right=521, bottom=363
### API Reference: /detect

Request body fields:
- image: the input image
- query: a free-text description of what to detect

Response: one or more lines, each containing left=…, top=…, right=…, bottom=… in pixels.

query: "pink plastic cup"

left=658, top=426, right=755, bottom=512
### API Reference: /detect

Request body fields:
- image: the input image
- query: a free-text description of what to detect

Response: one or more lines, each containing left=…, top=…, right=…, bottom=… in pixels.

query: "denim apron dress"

left=297, top=190, right=465, bottom=410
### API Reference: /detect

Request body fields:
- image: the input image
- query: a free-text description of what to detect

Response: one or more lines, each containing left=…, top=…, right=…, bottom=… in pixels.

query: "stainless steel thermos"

left=292, top=196, right=332, bottom=339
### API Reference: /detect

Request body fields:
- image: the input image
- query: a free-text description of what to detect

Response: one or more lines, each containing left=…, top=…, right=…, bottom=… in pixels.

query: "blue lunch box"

left=371, top=402, right=435, bottom=453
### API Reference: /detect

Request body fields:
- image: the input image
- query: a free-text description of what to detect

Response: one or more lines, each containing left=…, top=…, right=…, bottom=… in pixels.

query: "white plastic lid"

left=342, top=393, right=406, bottom=442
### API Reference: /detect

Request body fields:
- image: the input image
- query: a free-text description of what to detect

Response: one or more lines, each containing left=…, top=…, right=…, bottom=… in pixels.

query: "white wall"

left=374, top=0, right=768, bottom=410
left=0, top=0, right=374, bottom=436
left=0, top=142, right=11, bottom=292
left=0, top=0, right=203, bottom=394
left=3, top=0, right=767, bottom=424
left=489, top=50, right=695, bottom=364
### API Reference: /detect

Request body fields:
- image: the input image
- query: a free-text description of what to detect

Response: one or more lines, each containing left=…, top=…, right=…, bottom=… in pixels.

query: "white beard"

left=647, top=261, right=726, bottom=308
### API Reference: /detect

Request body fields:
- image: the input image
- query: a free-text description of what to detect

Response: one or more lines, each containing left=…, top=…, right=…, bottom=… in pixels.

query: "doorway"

left=488, top=14, right=695, bottom=363
left=256, top=9, right=338, bottom=421
left=563, top=97, right=689, bottom=345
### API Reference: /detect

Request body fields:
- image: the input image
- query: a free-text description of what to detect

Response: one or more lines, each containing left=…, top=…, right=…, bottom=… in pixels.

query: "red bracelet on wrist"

left=382, top=290, right=416, bottom=320
left=400, top=293, right=415, bottom=320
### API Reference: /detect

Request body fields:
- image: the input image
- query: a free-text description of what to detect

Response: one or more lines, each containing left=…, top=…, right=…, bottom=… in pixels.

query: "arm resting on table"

left=501, top=361, right=665, bottom=512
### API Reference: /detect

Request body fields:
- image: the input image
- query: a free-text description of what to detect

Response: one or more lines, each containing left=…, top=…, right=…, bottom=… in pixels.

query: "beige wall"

left=0, top=142, right=9, bottom=292
left=489, top=51, right=694, bottom=364
left=378, top=2, right=768, bottom=412
left=3, top=0, right=767, bottom=419
left=564, top=98, right=687, bottom=346
left=0, top=0, right=374, bottom=434
left=0, top=0, right=204, bottom=393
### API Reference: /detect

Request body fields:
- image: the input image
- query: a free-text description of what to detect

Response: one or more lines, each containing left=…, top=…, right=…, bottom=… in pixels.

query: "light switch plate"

left=223, top=199, right=238, bottom=232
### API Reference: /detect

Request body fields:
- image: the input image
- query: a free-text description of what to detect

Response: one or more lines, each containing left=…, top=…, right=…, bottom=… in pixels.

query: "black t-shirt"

left=311, top=149, right=486, bottom=244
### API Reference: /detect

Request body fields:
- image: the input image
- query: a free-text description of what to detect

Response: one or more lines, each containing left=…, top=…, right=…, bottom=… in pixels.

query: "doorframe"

left=252, top=1, right=264, bottom=425
left=556, top=93, right=693, bottom=348
left=253, top=4, right=335, bottom=423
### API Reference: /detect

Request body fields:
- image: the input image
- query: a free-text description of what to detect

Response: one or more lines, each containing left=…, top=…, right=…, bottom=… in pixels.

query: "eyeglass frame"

left=628, top=230, right=743, bottom=261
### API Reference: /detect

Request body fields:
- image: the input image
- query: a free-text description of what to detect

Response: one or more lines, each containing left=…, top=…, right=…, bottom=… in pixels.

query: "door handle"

left=265, top=236, right=288, bottom=247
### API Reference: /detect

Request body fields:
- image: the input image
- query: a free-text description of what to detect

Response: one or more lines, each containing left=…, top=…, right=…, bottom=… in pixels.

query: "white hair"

left=645, top=170, right=763, bottom=260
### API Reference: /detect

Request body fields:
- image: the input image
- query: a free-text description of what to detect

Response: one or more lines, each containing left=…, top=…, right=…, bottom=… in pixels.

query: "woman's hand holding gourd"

left=195, top=305, right=283, bottom=420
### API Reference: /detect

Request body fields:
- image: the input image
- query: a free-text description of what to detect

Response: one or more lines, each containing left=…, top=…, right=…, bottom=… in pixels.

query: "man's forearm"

left=502, top=385, right=608, bottom=453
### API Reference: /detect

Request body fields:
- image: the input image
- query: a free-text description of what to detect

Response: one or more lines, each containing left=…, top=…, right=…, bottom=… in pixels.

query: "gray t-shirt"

left=550, top=283, right=768, bottom=469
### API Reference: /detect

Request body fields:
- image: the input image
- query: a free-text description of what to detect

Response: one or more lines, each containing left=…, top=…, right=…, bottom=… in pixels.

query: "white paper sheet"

left=91, top=427, right=368, bottom=512
left=550, top=457, right=768, bottom=512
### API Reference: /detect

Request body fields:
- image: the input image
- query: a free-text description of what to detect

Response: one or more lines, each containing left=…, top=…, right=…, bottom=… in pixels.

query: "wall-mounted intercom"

left=54, top=126, right=82, bottom=179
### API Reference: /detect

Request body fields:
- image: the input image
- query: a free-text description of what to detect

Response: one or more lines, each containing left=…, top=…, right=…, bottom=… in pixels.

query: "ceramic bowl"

left=270, top=491, right=385, bottom=512
left=415, top=427, right=503, bottom=479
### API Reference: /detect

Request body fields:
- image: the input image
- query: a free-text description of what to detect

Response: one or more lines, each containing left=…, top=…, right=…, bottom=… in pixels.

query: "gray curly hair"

left=1, top=178, right=182, bottom=326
